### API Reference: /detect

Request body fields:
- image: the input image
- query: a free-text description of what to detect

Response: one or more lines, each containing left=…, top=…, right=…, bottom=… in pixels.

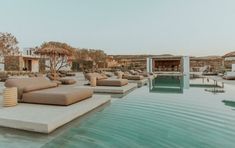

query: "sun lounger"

left=97, top=78, right=128, bottom=86
left=122, top=74, right=144, bottom=80
left=59, top=70, right=76, bottom=77
left=59, top=78, right=76, bottom=85
left=5, top=77, right=93, bottom=106
left=85, top=72, right=128, bottom=86
left=115, top=71, right=144, bottom=80
left=66, top=73, right=76, bottom=76
left=130, top=70, right=154, bottom=77
left=129, top=70, right=139, bottom=75
left=47, top=73, right=76, bottom=85
left=22, top=87, right=92, bottom=105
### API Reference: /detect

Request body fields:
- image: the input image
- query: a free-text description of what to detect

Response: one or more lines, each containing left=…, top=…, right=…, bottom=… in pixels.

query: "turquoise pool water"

left=41, top=76, right=235, bottom=148
left=1, top=76, right=235, bottom=148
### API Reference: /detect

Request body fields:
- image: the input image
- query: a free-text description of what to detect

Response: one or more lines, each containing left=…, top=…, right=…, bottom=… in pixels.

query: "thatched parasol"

left=35, top=42, right=75, bottom=80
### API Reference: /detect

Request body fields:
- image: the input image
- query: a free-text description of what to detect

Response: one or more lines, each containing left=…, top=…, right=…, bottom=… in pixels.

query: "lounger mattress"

left=22, top=87, right=93, bottom=106
left=123, top=75, right=144, bottom=80
left=97, top=79, right=128, bottom=86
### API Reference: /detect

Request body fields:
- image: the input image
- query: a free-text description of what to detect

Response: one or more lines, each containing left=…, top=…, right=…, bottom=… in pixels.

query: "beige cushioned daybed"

left=59, top=78, right=76, bottom=85
left=116, top=71, right=144, bottom=80
left=5, top=77, right=93, bottom=106
left=122, top=74, right=144, bottom=80
left=97, top=78, right=128, bottom=86
left=85, top=73, right=128, bottom=87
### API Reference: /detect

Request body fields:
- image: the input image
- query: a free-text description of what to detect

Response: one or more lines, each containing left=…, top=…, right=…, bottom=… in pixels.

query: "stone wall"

left=4, top=56, right=24, bottom=71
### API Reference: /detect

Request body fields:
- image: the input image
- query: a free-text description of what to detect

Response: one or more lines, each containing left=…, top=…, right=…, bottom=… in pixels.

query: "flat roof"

left=150, top=56, right=183, bottom=60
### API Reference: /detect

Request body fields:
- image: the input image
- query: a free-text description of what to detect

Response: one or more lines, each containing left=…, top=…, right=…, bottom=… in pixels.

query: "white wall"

left=232, top=64, right=235, bottom=72
left=31, top=60, right=39, bottom=72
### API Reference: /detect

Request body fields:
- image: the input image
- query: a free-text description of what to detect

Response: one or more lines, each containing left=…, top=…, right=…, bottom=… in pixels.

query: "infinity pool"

left=1, top=76, right=235, bottom=148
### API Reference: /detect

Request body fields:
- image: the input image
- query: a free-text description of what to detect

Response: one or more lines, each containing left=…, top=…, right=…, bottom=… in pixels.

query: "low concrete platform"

left=0, top=95, right=111, bottom=134
left=150, top=74, right=157, bottom=79
left=128, top=78, right=148, bottom=87
left=76, top=83, right=137, bottom=94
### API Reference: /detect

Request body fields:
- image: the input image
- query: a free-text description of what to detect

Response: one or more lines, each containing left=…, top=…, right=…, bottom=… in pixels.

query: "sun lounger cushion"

left=97, top=79, right=128, bottom=86
left=122, top=75, right=144, bottom=80
left=52, top=80, right=62, bottom=86
left=23, top=82, right=57, bottom=92
left=59, top=78, right=76, bottom=85
left=114, top=71, right=124, bottom=76
left=5, top=77, right=58, bottom=100
left=85, top=73, right=107, bottom=81
left=66, top=73, right=76, bottom=76
left=137, top=70, right=142, bottom=73
left=142, top=73, right=150, bottom=77
left=129, top=70, right=138, bottom=75
left=104, top=73, right=113, bottom=77
left=22, top=87, right=93, bottom=106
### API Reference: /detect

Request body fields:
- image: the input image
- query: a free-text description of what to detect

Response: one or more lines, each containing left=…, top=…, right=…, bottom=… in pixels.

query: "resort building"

left=146, top=55, right=189, bottom=74
left=4, top=48, right=42, bottom=72
left=112, top=55, right=149, bottom=70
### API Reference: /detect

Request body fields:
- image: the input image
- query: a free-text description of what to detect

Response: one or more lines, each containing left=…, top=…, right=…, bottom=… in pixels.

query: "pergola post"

left=146, top=57, right=153, bottom=73
left=182, top=56, right=190, bottom=89
left=182, top=56, right=190, bottom=74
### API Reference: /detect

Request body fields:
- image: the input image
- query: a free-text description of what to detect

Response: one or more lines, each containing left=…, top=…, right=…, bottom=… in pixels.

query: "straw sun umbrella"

left=35, top=42, right=75, bottom=80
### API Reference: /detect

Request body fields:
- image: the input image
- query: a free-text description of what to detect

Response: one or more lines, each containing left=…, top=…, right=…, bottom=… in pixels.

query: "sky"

left=1, top=0, right=235, bottom=56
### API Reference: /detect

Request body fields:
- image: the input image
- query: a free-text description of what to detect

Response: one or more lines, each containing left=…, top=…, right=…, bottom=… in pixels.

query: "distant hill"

left=191, top=56, right=222, bottom=60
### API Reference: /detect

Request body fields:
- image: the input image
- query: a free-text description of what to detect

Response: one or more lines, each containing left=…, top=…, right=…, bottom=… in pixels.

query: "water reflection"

left=190, top=77, right=223, bottom=88
left=149, top=75, right=184, bottom=93
left=149, top=75, right=225, bottom=94
left=0, top=102, right=111, bottom=148
left=204, top=88, right=225, bottom=94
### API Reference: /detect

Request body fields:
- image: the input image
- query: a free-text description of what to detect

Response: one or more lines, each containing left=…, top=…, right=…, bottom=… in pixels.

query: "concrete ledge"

left=149, top=75, right=157, bottom=79
left=128, top=78, right=148, bottom=87
left=76, top=83, right=137, bottom=94
left=0, top=95, right=111, bottom=133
